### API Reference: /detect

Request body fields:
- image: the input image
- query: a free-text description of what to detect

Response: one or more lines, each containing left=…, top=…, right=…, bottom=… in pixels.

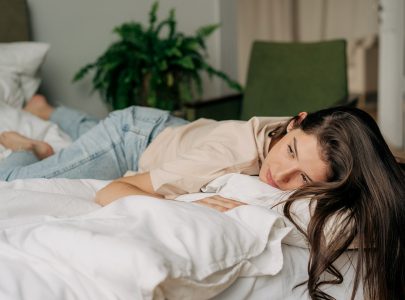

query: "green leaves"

left=174, top=57, right=194, bottom=69
left=73, top=1, right=243, bottom=111
left=149, top=1, right=159, bottom=30
left=114, top=22, right=144, bottom=43
left=72, top=63, right=94, bottom=81
left=197, top=24, right=220, bottom=38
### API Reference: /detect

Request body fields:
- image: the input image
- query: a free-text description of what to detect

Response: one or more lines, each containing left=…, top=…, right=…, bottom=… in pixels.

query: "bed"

left=0, top=1, right=362, bottom=299
left=0, top=174, right=362, bottom=300
left=0, top=0, right=72, bottom=161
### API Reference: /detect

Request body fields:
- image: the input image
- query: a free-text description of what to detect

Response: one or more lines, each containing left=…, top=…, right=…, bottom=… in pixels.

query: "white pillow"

left=0, top=42, right=49, bottom=108
left=20, top=75, right=41, bottom=100
left=177, top=173, right=310, bottom=248
left=0, top=71, right=24, bottom=107
left=0, top=42, right=50, bottom=75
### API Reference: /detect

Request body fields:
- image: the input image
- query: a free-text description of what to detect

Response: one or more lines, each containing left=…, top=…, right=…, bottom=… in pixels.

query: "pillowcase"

left=198, top=174, right=356, bottom=249
left=0, top=42, right=50, bottom=75
left=0, top=42, right=49, bottom=108
left=0, top=71, right=24, bottom=108
left=176, top=173, right=310, bottom=248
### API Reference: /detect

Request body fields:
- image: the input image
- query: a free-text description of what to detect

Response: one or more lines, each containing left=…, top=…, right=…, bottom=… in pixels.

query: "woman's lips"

left=266, top=169, right=279, bottom=189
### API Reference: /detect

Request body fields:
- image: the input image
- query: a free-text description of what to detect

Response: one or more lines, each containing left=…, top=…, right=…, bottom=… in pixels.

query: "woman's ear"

left=287, top=112, right=308, bottom=132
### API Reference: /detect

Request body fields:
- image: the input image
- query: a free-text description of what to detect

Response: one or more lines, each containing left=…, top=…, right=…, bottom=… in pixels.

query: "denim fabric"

left=0, top=151, right=38, bottom=169
left=0, top=106, right=188, bottom=181
left=50, top=106, right=100, bottom=141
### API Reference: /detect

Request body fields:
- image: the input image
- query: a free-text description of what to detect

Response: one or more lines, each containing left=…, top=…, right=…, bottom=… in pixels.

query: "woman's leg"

left=0, top=106, right=175, bottom=181
left=50, top=106, right=100, bottom=141
left=0, top=131, right=54, bottom=160
left=0, top=151, right=39, bottom=170
left=24, top=95, right=100, bottom=141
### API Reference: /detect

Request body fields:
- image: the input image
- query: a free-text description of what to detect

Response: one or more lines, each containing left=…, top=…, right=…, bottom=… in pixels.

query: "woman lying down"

left=0, top=95, right=404, bottom=299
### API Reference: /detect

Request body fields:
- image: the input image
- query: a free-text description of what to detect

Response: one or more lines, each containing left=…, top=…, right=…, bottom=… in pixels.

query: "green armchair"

left=185, top=39, right=356, bottom=121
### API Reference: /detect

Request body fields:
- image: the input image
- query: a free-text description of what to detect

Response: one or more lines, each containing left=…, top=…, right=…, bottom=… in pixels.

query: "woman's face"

left=259, top=128, right=329, bottom=190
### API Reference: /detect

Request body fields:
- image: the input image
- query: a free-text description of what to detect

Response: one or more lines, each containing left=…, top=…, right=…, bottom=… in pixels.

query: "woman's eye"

left=287, top=145, right=295, bottom=157
left=301, top=174, right=308, bottom=183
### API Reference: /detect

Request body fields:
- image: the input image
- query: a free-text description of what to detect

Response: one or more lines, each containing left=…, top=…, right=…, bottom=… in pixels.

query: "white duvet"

left=0, top=102, right=71, bottom=160
left=0, top=174, right=309, bottom=300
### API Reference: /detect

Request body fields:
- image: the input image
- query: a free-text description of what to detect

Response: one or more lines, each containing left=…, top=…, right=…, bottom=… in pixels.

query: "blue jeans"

left=0, top=106, right=188, bottom=180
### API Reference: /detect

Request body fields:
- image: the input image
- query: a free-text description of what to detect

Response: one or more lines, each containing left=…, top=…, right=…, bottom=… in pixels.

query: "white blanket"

left=0, top=102, right=72, bottom=160
left=0, top=174, right=304, bottom=300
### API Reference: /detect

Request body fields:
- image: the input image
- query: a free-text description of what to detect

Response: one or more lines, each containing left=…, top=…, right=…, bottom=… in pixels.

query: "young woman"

left=1, top=95, right=404, bottom=299
left=270, top=107, right=405, bottom=300
left=97, top=103, right=405, bottom=300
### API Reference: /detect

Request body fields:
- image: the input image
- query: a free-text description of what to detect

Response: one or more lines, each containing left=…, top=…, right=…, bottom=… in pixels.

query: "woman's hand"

left=194, top=195, right=246, bottom=212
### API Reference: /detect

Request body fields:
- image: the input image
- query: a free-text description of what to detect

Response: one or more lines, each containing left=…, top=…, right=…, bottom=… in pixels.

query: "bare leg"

left=24, top=94, right=100, bottom=141
left=24, top=94, right=55, bottom=120
left=0, top=131, right=54, bottom=160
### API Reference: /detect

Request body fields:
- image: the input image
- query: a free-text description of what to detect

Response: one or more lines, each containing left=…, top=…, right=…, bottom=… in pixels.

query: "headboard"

left=0, top=0, right=30, bottom=42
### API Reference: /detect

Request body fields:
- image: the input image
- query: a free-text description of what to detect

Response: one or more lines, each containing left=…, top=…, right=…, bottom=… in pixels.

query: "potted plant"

left=73, top=1, right=242, bottom=112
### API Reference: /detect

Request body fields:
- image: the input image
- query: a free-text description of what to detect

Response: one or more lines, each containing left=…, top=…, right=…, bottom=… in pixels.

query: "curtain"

left=236, top=0, right=379, bottom=96
left=237, top=0, right=296, bottom=84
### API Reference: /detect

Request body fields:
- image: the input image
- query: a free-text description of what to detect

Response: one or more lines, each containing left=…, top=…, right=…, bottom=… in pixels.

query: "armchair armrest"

left=184, top=93, right=243, bottom=121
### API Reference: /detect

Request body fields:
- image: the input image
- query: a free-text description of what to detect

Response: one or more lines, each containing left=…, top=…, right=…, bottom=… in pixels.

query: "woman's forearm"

left=95, top=181, right=162, bottom=206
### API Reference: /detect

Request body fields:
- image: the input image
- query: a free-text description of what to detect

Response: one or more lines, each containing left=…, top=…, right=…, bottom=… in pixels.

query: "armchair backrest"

left=241, top=40, right=348, bottom=119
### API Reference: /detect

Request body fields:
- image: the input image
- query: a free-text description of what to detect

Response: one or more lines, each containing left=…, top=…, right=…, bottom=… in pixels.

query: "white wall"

left=219, top=0, right=239, bottom=94
left=378, top=0, right=404, bottom=149
left=27, top=0, right=224, bottom=117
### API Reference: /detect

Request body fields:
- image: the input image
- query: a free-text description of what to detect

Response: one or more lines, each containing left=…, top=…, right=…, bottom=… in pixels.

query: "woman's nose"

left=273, top=165, right=299, bottom=187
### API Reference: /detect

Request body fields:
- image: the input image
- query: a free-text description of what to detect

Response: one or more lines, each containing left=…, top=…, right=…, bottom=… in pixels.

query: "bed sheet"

left=214, top=244, right=362, bottom=300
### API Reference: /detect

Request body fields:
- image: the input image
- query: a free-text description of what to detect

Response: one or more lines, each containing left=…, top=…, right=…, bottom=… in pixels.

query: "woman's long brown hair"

left=271, top=107, right=405, bottom=299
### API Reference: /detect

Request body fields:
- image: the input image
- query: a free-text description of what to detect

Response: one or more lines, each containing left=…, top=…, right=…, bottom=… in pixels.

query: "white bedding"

left=0, top=174, right=360, bottom=299
left=214, top=244, right=362, bottom=300
left=0, top=102, right=72, bottom=160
